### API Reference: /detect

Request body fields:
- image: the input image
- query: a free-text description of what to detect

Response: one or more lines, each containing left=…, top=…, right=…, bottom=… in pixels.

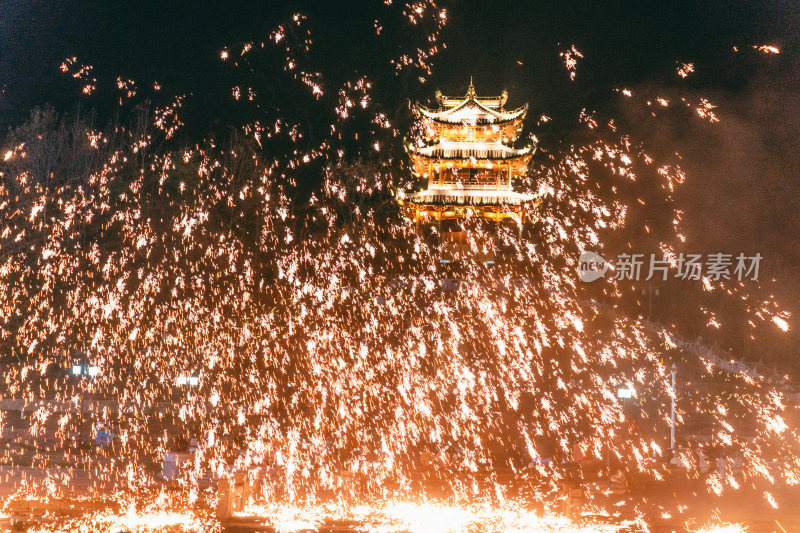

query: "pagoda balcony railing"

left=431, top=183, right=512, bottom=190
left=433, top=168, right=508, bottom=189
left=418, top=146, right=527, bottom=160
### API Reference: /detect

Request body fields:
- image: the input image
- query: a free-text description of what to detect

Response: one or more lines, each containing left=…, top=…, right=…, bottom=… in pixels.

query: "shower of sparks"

left=15, top=497, right=215, bottom=533
left=693, top=525, right=746, bottom=533
left=676, top=62, right=695, bottom=78
left=3, top=500, right=755, bottom=533
left=695, top=98, right=720, bottom=123
left=752, top=44, right=780, bottom=54
left=559, top=45, right=583, bottom=81
left=60, top=57, right=97, bottom=95
left=772, top=315, right=790, bottom=332
left=238, top=502, right=637, bottom=533
left=0, top=3, right=795, bottom=531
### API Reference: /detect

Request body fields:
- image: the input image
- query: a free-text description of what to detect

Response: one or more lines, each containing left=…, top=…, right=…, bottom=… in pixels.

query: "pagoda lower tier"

left=398, top=189, right=536, bottom=224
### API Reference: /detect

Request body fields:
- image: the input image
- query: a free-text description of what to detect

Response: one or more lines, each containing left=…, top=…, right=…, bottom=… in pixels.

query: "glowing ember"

left=559, top=45, right=583, bottom=81
left=676, top=62, right=695, bottom=78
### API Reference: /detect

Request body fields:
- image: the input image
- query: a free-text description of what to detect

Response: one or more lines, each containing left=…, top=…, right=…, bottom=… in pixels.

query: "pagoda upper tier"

left=406, top=80, right=535, bottom=191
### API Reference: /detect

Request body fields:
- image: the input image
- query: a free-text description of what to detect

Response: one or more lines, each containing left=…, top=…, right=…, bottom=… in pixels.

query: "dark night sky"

left=2, top=1, right=800, bottom=357
left=2, top=1, right=797, bottom=135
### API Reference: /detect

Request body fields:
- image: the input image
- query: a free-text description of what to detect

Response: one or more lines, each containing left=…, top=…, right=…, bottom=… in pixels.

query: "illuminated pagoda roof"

left=417, top=78, right=528, bottom=125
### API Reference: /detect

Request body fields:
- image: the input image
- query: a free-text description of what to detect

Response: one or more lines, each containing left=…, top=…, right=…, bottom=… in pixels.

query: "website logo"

left=578, top=251, right=611, bottom=282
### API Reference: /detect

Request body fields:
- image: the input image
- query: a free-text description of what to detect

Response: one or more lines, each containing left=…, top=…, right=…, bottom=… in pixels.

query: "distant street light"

left=70, top=361, right=99, bottom=446
left=71, top=364, right=99, bottom=377
left=177, top=374, right=200, bottom=386
left=642, top=285, right=660, bottom=319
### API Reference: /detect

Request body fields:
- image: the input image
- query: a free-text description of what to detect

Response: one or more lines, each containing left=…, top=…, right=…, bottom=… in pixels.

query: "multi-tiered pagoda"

left=399, top=80, right=536, bottom=262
